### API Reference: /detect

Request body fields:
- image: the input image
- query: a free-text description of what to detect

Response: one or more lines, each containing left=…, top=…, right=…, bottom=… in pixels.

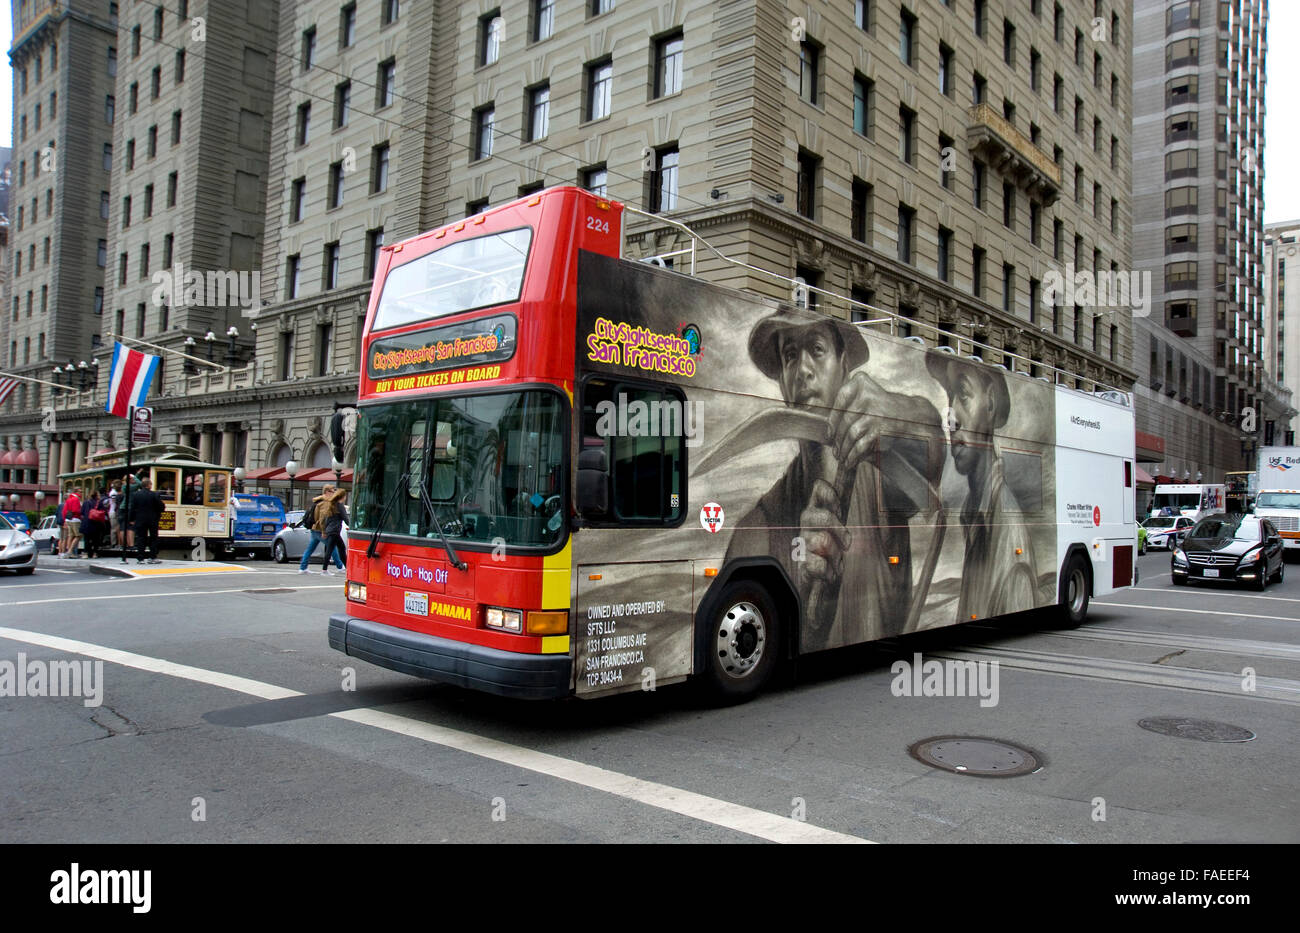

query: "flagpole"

left=0, top=369, right=76, bottom=393
left=121, top=405, right=134, bottom=564
left=112, top=333, right=229, bottom=372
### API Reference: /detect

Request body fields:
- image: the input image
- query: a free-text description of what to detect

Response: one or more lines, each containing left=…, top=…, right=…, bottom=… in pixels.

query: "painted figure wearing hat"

left=925, top=351, right=1038, bottom=622
left=725, top=311, right=945, bottom=649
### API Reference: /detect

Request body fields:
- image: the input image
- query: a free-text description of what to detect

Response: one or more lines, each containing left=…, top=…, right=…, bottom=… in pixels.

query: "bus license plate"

left=404, top=592, right=428, bottom=615
left=261, top=523, right=277, bottom=533
left=1203, top=568, right=1219, bottom=577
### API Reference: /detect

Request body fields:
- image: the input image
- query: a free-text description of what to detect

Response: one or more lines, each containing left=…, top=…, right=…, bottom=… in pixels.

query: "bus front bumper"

left=329, top=615, right=571, bottom=700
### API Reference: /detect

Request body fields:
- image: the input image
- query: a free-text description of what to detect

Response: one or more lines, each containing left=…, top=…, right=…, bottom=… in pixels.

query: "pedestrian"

left=84, top=488, right=110, bottom=559
left=108, top=480, right=122, bottom=548
left=318, top=488, right=349, bottom=576
left=298, top=485, right=344, bottom=574
left=131, top=478, right=166, bottom=565
left=60, top=486, right=83, bottom=558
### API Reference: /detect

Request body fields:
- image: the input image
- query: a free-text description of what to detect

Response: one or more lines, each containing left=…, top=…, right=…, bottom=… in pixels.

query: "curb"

left=88, top=563, right=136, bottom=579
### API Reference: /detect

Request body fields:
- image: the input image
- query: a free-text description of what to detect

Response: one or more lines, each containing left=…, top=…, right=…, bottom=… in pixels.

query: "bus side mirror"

left=577, top=448, right=609, bottom=517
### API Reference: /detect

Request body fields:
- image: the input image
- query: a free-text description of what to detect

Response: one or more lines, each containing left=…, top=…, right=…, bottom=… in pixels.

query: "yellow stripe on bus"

left=541, top=635, right=570, bottom=655
left=541, top=540, right=572, bottom=610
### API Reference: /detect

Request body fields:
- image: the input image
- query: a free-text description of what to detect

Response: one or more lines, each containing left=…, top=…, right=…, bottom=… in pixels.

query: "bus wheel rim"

left=716, top=601, right=765, bottom=679
left=1068, top=568, right=1087, bottom=615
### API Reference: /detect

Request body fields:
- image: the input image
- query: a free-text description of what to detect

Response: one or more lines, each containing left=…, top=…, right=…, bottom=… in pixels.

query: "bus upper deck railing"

left=622, top=204, right=1134, bottom=408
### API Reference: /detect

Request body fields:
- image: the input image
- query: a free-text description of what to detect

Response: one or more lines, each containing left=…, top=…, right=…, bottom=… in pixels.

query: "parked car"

left=1172, top=513, right=1284, bottom=590
left=272, top=510, right=349, bottom=563
left=230, top=494, right=287, bottom=558
left=29, top=515, right=60, bottom=555
left=1, top=511, right=31, bottom=532
left=1142, top=515, right=1194, bottom=551
left=0, top=512, right=38, bottom=575
left=1137, top=524, right=1147, bottom=555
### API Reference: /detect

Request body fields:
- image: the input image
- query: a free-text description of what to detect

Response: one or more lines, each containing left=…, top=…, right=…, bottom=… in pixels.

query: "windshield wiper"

left=415, top=467, right=468, bottom=572
left=366, top=470, right=411, bottom=559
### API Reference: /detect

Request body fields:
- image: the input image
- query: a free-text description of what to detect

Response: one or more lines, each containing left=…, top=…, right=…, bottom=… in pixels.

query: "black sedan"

left=1172, top=513, right=1285, bottom=590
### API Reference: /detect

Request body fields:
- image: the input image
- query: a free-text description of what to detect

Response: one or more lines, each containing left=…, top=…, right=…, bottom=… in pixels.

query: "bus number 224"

left=586, top=216, right=610, bottom=234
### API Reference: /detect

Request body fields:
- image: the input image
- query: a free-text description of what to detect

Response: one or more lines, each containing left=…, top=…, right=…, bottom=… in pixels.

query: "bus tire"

left=1053, top=554, right=1091, bottom=629
left=699, top=581, right=779, bottom=702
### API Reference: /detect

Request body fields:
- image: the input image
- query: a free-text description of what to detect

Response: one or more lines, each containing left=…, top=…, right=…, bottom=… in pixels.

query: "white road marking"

left=0, top=578, right=128, bottom=589
left=0, top=626, right=869, bottom=844
left=1119, top=588, right=1300, bottom=604
left=1036, top=627, right=1300, bottom=660
left=1101, top=602, right=1300, bottom=623
left=0, top=584, right=340, bottom=607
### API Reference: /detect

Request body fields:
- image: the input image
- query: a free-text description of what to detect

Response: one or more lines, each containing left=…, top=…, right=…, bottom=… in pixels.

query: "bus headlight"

left=485, top=606, right=523, bottom=632
left=347, top=581, right=366, bottom=603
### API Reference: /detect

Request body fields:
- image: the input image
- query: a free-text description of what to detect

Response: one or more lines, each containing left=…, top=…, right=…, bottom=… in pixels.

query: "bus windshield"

left=1153, top=492, right=1200, bottom=510
left=372, top=227, right=532, bottom=331
left=353, top=389, right=566, bottom=548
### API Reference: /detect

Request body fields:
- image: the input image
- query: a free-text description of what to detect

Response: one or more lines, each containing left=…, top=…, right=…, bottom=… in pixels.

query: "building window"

left=527, top=83, right=550, bottom=140
left=279, top=331, right=295, bottom=381
left=119, top=253, right=128, bottom=286
left=100, top=191, right=110, bottom=220
left=366, top=228, right=385, bottom=279
left=973, top=160, right=985, bottom=209
left=98, top=240, right=107, bottom=267
left=480, top=11, right=503, bottom=66
left=586, top=60, right=613, bottom=120
left=171, top=110, right=182, bottom=144
left=139, top=243, right=150, bottom=279
left=853, top=75, right=874, bottom=137
left=592, top=0, right=615, bottom=15
left=1053, top=74, right=1062, bottom=112
left=151, top=66, right=161, bottom=99
left=466, top=199, right=488, bottom=217
left=796, top=150, right=819, bottom=220
left=534, top=0, right=555, bottom=41
left=317, top=323, right=333, bottom=376
left=290, top=177, right=306, bottom=222
left=105, top=95, right=115, bottom=124
left=974, top=0, right=987, bottom=38
left=167, top=172, right=178, bottom=207
left=939, top=133, right=954, bottom=188
left=972, top=246, right=985, bottom=298
left=107, top=47, right=116, bottom=77
left=898, top=105, right=916, bottom=165
left=382, top=0, right=400, bottom=27
left=340, top=3, right=356, bottom=48
left=372, top=144, right=390, bottom=193
left=938, top=227, right=952, bottom=282
left=329, top=162, right=344, bottom=208
left=163, top=234, right=173, bottom=267
left=132, top=24, right=141, bottom=57
left=1030, top=200, right=1041, bottom=246
left=324, top=243, right=340, bottom=290
left=377, top=60, right=396, bottom=108
left=650, top=146, right=680, bottom=213
left=899, top=9, right=917, bottom=67
left=1030, top=48, right=1041, bottom=91
left=938, top=43, right=953, bottom=96
left=473, top=105, right=495, bottom=159
left=1003, top=18, right=1016, bottom=67
left=847, top=179, right=872, bottom=244
left=973, top=72, right=987, bottom=104
left=655, top=32, right=684, bottom=98
left=1002, top=182, right=1015, bottom=229
left=287, top=255, right=301, bottom=299
left=126, top=139, right=135, bottom=170
left=302, top=27, right=316, bottom=70
left=1003, top=264, right=1015, bottom=313
left=582, top=165, right=608, bottom=195
left=121, top=195, right=133, bottom=227
left=334, top=82, right=351, bottom=128
left=1029, top=278, right=1039, bottom=324
left=897, top=205, right=915, bottom=264
left=147, top=125, right=157, bottom=158
left=799, top=40, right=820, bottom=104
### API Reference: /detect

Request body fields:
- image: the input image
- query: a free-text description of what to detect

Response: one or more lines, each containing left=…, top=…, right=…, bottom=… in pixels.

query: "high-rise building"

left=1130, top=0, right=1289, bottom=482
left=1264, top=219, right=1300, bottom=444
left=2, top=0, right=116, bottom=479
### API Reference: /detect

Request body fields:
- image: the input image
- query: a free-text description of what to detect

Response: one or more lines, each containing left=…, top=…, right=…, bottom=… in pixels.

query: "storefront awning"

left=1135, top=466, right=1155, bottom=486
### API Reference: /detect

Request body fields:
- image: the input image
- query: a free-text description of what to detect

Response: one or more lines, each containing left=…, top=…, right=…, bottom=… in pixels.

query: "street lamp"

left=225, top=326, right=239, bottom=366
left=285, top=459, right=299, bottom=512
left=232, top=466, right=245, bottom=493
left=52, top=366, right=63, bottom=388
left=204, top=330, right=216, bottom=363
left=331, top=456, right=344, bottom=488
left=34, top=490, right=44, bottom=510
left=77, top=360, right=88, bottom=391
left=183, top=336, right=197, bottom=374
left=8, top=493, right=19, bottom=508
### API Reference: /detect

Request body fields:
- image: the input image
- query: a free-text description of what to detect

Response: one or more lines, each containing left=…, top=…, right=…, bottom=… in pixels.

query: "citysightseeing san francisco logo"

left=586, top=317, right=698, bottom=377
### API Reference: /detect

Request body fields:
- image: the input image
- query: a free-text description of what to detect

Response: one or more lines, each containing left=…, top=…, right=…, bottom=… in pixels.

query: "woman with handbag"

left=318, top=488, right=349, bottom=576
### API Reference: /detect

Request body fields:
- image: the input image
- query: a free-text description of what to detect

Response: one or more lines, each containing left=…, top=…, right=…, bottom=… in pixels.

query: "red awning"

left=1135, top=466, right=1155, bottom=485
left=243, top=467, right=353, bottom=484
left=244, top=466, right=285, bottom=481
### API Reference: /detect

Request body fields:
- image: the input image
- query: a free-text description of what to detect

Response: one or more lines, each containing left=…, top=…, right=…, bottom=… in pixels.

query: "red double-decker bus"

left=331, top=186, right=1137, bottom=701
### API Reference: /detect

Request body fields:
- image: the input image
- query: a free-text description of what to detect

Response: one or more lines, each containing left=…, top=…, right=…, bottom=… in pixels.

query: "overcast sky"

left=0, top=8, right=1297, bottom=221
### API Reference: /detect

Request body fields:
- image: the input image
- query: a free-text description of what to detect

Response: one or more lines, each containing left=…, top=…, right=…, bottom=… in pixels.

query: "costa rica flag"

left=104, top=342, right=160, bottom=418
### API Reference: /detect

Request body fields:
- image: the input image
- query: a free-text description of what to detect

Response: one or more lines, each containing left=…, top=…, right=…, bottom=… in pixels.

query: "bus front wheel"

left=700, top=581, right=779, bottom=702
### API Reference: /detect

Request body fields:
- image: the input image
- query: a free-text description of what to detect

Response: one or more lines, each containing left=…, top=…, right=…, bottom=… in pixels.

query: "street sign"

left=132, top=407, right=153, bottom=445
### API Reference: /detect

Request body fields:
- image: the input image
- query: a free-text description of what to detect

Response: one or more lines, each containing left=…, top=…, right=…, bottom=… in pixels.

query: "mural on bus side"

left=576, top=251, right=1057, bottom=663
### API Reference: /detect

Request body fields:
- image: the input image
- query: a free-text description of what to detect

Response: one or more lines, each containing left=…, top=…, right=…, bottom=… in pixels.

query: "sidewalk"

left=39, top=553, right=250, bottom=580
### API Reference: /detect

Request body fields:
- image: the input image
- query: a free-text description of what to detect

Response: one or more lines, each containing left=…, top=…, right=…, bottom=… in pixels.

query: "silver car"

left=0, top=512, right=39, bottom=575
left=272, top=510, right=349, bottom=563
left=29, top=515, right=61, bottom=555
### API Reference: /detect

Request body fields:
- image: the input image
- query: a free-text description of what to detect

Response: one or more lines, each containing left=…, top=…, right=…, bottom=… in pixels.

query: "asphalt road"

left=1, top=547, right=1296, bottom=844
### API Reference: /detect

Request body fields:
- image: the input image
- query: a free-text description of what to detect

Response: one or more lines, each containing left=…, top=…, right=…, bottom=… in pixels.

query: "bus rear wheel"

left=700, top=581, right=779, bottom=702
left=1053, top=555, right=1091, bottom=629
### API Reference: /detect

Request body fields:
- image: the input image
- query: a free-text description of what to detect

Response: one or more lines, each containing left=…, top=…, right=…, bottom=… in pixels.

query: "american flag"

left=0, top=376, right=19, bottom=407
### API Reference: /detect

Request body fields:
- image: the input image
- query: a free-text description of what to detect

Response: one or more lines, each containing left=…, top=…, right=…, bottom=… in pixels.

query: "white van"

left=1150, top=484, right=1225, bottom=521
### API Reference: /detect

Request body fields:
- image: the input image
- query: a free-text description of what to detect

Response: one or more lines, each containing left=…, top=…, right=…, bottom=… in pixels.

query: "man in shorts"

left=60, top=486, right=84, bottom=558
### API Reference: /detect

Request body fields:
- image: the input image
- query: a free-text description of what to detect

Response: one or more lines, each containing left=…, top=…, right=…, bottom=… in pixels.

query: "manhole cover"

left=244, top=588, right=296, bottom=594
left=908, top=736, right=1041, bottom=777
left=1138, top=717, right=1256, bottom=743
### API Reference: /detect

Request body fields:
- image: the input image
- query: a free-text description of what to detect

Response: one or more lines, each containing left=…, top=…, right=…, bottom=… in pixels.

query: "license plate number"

left=404, top=591, right=428, bottom=615
left=262, top=523, right=277, bottom=533
left=1203, top=568, right=1219, bottom=578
